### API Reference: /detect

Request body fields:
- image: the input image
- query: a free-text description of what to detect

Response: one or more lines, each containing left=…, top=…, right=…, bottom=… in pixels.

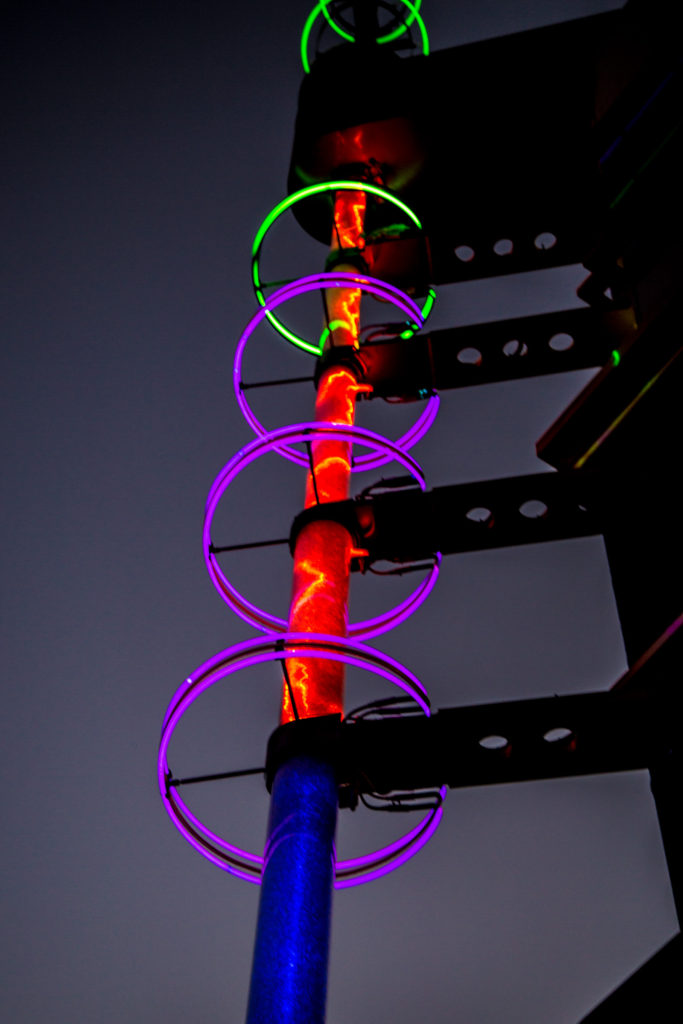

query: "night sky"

left=3, top=1, right=678, bottom=1021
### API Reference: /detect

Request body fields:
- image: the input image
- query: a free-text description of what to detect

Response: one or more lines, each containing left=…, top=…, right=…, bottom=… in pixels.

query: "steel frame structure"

left=159, top=1, right=682, bottom=1019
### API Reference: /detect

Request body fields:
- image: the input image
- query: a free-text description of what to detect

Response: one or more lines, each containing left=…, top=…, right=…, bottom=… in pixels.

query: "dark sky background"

left=3, top=1, right=678, bottom=1022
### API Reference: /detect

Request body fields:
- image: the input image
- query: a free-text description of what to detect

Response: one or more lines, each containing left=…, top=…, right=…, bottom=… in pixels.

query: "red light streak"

left=282, top=192, right=366, bottom=723
left=334, top=189, right=366, bottom=251
left=283, top=521, right=352, bottom=720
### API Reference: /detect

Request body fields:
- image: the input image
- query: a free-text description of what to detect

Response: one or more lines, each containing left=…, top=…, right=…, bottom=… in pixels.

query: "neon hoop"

left=320, top=0, right=423, bottom=44
left=301, top=1, right=430, bottom=74
left=251, top=184, right=430, bottom=353
left=158, top=633, right=446, bottom=886
left=235, top=274, right=440, bottom=470
left=204, top=421, right=441, bottom=640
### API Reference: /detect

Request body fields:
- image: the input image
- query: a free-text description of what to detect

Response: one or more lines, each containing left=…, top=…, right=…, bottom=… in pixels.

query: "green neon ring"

left=301, top=0, right=429, bottom=74
left=251, top=180, right=431, bottom=354
left=320, top=0, right=422, bottom=45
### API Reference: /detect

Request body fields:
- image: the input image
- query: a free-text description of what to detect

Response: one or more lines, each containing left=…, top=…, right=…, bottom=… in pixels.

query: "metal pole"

left=245, top=755, right=338, bottom=1024
left=246, top=191, right=367, bottom=1023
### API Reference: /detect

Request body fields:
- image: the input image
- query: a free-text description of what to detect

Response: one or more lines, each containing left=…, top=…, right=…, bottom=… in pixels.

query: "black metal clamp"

left=313, top=343, right=367, bottom=389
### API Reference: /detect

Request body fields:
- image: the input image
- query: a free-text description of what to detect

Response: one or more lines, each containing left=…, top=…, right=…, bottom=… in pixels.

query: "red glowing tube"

left=284, top=192, right=365, bottom=723
left=284, top=519, right=351, bottom=719
left=333, top=188, right=366, bottom=252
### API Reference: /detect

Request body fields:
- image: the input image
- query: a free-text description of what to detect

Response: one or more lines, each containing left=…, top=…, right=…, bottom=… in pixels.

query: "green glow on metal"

left=252, top=181, right=431, bottom=354
left=611, top=350, right=621, bottom=367
left=301, top=0, right=429, bottom=74
left=400, top=289, right=434, bottom=339
left=421, top=287, right=435, bottom=320
left=253, top=182, right=420, bottom=263
left=301, top=4, right=322, bottom=74
left=574, top=353, right=677, bottom=469
left=265, top=309, right=321, bottom=356
left=318, top=320, right=351, bottom=352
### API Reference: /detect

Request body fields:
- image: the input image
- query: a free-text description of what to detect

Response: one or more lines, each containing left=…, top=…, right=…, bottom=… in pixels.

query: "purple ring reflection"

left=233, top=273, right=439, bottom=472
left=204, top=422, right=441, bottom=640
left=335, top=786, right=447, bottom=887
left=158, top=633, right=445, bottom=886
left=250, top=270, right=423, bottom=354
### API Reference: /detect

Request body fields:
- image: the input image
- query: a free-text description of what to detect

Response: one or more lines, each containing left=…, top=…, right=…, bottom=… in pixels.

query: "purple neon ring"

left=254, top=270, right=423, bottom=353
left=334, top=785, right=447, bottom=887
left=158, top=633, right=445, bottom=886
left=234, top=273, right=439, bottom=472
left=203, top=421, right=441, bottom=639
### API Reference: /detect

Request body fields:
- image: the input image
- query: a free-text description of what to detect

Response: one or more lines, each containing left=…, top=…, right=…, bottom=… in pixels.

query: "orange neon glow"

left=325, top=286, right=362, bottom=349
left=303, top=367, right=366, bottom=507
left=334, top=189, right=366, bottom=252
left=283, top=520, right=352, bottom=720
left=327, top=190, right=365, bottom=349
left=282, top=192, right=365, bottom=723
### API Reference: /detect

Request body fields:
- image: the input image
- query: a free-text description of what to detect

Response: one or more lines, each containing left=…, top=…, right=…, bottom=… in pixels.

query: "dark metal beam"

left=265, top=615, right=682, bottom=797
left=290, top=3, right=678, bottom=285
left=362, top=470, right=599, bottom=563
left=289, top=470, right=600, bottom=570
left=357, top=307, right=634, bottom=399
left=290, top=10, right=617, bottom=280
left=339, top=691, right=662, bottom=794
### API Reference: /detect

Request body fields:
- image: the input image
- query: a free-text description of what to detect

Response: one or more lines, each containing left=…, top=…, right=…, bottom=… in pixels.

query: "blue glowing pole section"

left=246, top=756, right=338, bottom=1024
left=246, top=192, right=363, bottom=1021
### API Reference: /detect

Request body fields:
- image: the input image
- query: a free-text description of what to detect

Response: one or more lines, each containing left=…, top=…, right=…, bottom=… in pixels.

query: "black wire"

left=350, top=705, right=425, bottom=723
left=209, top=537, right=289, bottom=555
left=168, top=766, right=265, bottom=788
left=280, top=658, right=300, bottom=721
left=359, top=790, right=443, bottom=813
left=241, top=375, right=314, bottom=391
left=357, top=475, right=421, bottom=499
left=369, top=789, right=443, bottom=804
left=361, top=323, right=409, bottom=343
left=367, top=559, right=436, bottom=577
left=305, top=441, right=321, bottom=504
left=345, top=695, right=420, bottom=722
left=331, top=209, right=343, bottom=251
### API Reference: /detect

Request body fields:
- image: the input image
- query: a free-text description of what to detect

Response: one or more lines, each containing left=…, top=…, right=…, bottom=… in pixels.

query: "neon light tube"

left=203, top=421, right=441, bottom=639
left=301, top=0, right=429, bottom=73
left=251, top=186, right=427, bottom=353
left=233, top=274, right=439, bottom=470
left=158, top=633, right=442, bottom=886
